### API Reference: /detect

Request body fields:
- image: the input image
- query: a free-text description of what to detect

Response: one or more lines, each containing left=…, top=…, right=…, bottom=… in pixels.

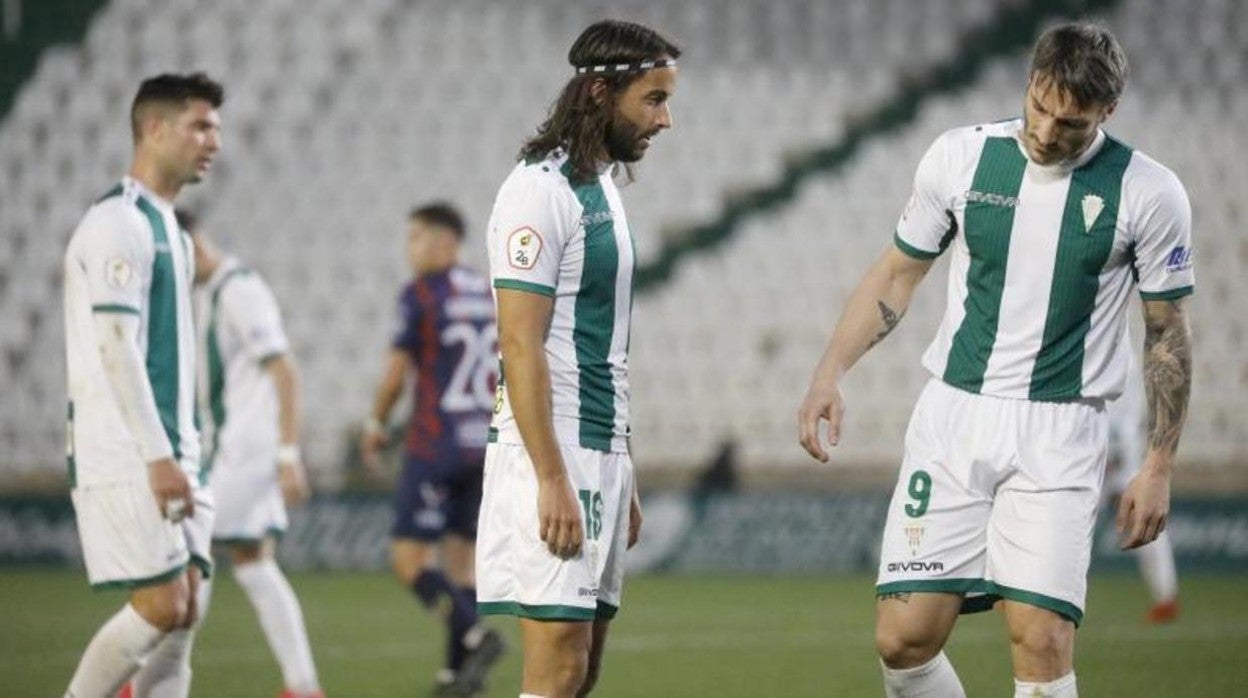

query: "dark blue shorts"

left=391, top=454, right=484, bottom=541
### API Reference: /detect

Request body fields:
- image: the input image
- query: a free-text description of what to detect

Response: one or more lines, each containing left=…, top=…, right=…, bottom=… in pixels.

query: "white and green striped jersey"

left=63, top=177, right=200, bottom=486
left=194, top=257, right=290, bottom=481
left=896, top=118, right=1194, bottom=401
left=486, top=150, right=636, bottom=453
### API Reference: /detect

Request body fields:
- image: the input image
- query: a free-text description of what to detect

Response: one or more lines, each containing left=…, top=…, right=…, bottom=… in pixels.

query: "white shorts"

left=72, top=478, right=216, bottom=589
left=876, top=379, right=1107, bottom=625
left=209, top=453, right=287, bottom=544
left=476, top=442, right=633, bottom=621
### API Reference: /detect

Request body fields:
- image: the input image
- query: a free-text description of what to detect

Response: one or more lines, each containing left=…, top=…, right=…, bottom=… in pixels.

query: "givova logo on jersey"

left=1165, top=245, right=1194, bottom=272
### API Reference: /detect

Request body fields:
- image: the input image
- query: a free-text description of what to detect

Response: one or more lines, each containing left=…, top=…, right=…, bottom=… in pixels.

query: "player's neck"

left=127, top=160, right=181, bottom=203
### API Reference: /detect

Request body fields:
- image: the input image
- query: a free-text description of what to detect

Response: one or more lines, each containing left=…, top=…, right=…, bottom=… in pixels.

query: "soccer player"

left=798, top=23, right=1193, bottom=698
left=62, top=73, right=223, bottom=698
left=475, top=19, right=679, bottom=698
left=1106, top=351, right=1180, bottom=623
left=360, top=203, right=504, bottom=696
left=186, top=211, right=324, bottom=698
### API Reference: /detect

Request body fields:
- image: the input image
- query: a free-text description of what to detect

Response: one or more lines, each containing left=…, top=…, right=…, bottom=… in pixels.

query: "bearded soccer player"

left=798, top=23, right=1193, bottom=698
left=476, top=19, right=679, bottom=698
left=63, top=73, right=222, bottom=698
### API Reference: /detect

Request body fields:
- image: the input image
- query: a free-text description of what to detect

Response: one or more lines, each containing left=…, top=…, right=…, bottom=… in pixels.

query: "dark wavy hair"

left=519, top=20, right=680, bottom=182
left=130, top=72, right=225, bottom=142
left=1031, top=22, right=1128, bottom=108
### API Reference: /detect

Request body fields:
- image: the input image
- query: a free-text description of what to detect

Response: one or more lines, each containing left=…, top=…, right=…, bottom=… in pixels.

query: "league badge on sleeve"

left=507, top=227, right=543, bottom=270
left=105, top=256, right=134, bottom=289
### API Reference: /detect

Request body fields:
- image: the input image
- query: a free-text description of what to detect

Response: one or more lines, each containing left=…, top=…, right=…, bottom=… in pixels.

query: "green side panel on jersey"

left=562, top=163, right=618, bottom=452
left=1030, top=137, right=1132, bottom=400
left=66, top=402, right=76, bottom=488
left=203, top=268, right=248, bottom=481
left=135, top=196, right=182, bottom=460
left=943, top=137, right=1027, bottom=392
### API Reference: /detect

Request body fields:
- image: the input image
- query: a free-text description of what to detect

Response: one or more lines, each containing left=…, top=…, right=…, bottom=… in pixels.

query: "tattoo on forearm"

left=1143, top=301, right=1192, bottom=455
left=878, top=592, right=912, bottom=603
left=867, top=301, right=903, bottom=350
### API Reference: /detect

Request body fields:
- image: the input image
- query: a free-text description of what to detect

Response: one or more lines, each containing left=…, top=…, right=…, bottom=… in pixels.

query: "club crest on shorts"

left=905, top=525, right=924, bottom=557
left=1081, top=193, right=1104, bottom=233
left=507, top=227, right=543, bottom=270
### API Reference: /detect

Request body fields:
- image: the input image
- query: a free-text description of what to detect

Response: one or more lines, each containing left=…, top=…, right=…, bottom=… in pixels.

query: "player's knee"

left=875, top=627, right=942, bottom=669
left=133, top=589, right=190, bottom=631
left=550, top=650, right=590, bottom=696
left=1008, top=616, right=1074, bottom=662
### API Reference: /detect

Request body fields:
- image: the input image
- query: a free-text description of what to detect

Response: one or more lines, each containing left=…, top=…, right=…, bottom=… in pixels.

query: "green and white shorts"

left=476, top=442, right=633, bottom=622
left=72, top=477, right=215, bottom=589
left=876, top=379, right=1108, bottom=625
left=209, top=446, right=288, bottom=545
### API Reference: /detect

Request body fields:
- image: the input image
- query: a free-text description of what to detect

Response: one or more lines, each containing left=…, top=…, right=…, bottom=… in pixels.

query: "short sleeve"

left=77, top=209, right=149, bottom=315
left=894, top=131, right=957, bottom=260
left=391, top=285, right=422, bottom=355
left=222, top=274, right=289, bottom=363
left=488, top=175, right=576, bottom=297
left=1130, top=169, right=1194, bottom=301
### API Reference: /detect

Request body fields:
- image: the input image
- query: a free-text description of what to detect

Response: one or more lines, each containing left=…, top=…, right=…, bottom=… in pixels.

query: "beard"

left=604, top=116, right=649, bottom=163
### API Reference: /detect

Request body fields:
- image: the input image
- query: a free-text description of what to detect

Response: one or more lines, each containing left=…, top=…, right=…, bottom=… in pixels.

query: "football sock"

left=65, top=603, right=165, bottom=697
left=234, top=559, right=321, bottom=693
left=412, top=570, right=478, bottom=670
left=449, top=586, right=478, bottom=670
left=881, top=651, right=966, bottom=697
left=131, top=628, right=195, bottom=698
left=1136, top=530, right=1179, bottom=603
left=1014, top=671, right=1077, bottom=697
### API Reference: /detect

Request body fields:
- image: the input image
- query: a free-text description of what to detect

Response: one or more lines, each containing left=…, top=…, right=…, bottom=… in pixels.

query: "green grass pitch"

left=2, top=570, right=1245, bottom=696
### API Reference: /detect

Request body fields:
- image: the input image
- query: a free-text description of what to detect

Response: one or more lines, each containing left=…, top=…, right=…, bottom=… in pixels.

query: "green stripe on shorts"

left=478, top=601, right=596, bottom=622
left=90, top=562, right=187, bottom=591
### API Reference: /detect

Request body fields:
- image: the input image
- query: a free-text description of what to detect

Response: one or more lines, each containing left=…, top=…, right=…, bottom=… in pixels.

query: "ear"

left=589, top=78, right=609, bottom=105
left=1100, top=100, right=1118, bottom=123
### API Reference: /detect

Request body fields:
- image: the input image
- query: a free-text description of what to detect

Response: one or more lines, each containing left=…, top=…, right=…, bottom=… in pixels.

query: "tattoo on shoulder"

left=867, top=301, right=903, bottom=350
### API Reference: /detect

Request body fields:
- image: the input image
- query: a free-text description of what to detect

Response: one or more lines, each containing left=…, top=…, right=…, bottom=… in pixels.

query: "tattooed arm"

left=798, top=246, right=935, bottom=462
left=1117, top=298, right=1193, bottom=549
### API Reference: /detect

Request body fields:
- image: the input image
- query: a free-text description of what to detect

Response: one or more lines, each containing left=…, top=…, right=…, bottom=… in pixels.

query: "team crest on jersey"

left=1081, top=193, right=1104, bottom=233
left=904, top=525, right=924, bottom=557
left=507, top=227, right=543, bottom=270
left=104, top=256, right=134, bottom=289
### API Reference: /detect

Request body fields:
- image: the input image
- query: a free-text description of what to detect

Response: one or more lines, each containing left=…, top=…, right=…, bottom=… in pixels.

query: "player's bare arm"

left=1118, top=297, right=1192, bottom=550
left=495, top=287, right=584, bottom=560
left=798, top=246, right=934, bottom=462
left=265, top=352, right=310, bottom=504
left=362, top=349, right=409, bottom=467
left=627, top=481, right=642, bottom=550
left=94, top=311, right=193, bottom=519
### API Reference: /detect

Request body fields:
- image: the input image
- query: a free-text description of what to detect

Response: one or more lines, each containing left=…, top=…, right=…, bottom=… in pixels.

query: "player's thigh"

left=390, top=538, right=439, bottom=584
left=999, top=599, right=1076, bottom=681
left=71, top=478, right=189, bottom=589
left=519, top=618, right=593, bottom=691
left=442, top=533, right=475, bottom=587
left=391, top=456, right=453, bottom=542
left=583, top=618, right=612, bottom=691
left=130, top=572, right=192, bottom=631
left=226, top=536, right=275, bottom=566
left=875, top=591, right=964, bottom=664
left=877, top=381, right=998, bottom=599
left=989, top=400, right=1105, bottom=626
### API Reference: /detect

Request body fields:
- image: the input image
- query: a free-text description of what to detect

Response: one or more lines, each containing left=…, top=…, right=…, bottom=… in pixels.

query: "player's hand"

left=360, top=420, right=388, bottom=471
left=537, top=474, right=584, bottom=560
left=798, top=379, right=845, bottom=463
left=148, top=457, right=193, bottom=521
left=278, top=460, right=311, bottom=506
left=627, top=488, right=643, bottom=550
left=1117, top=460, right=1171, bottom=550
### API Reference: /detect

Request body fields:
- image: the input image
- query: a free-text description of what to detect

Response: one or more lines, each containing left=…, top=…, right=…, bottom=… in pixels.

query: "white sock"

left=132, top=628, right=195, bottom=698
left=1014, top=671, right=1077, bottom=697
left=1136, top=530, right=1179, bottom=603
left=234, top=559, right=320, bottom=692
left=881, top=652, right=966, bottom=697
left=66, top=603, right=166, bottom=697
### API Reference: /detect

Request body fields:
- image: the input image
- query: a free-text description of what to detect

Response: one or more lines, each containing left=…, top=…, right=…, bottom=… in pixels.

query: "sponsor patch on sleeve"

left=507, top=227, right=543, bottom=270
left=1164, top=245, right=1194, bottom=273
left=104, top=256, right=134, bottom=289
